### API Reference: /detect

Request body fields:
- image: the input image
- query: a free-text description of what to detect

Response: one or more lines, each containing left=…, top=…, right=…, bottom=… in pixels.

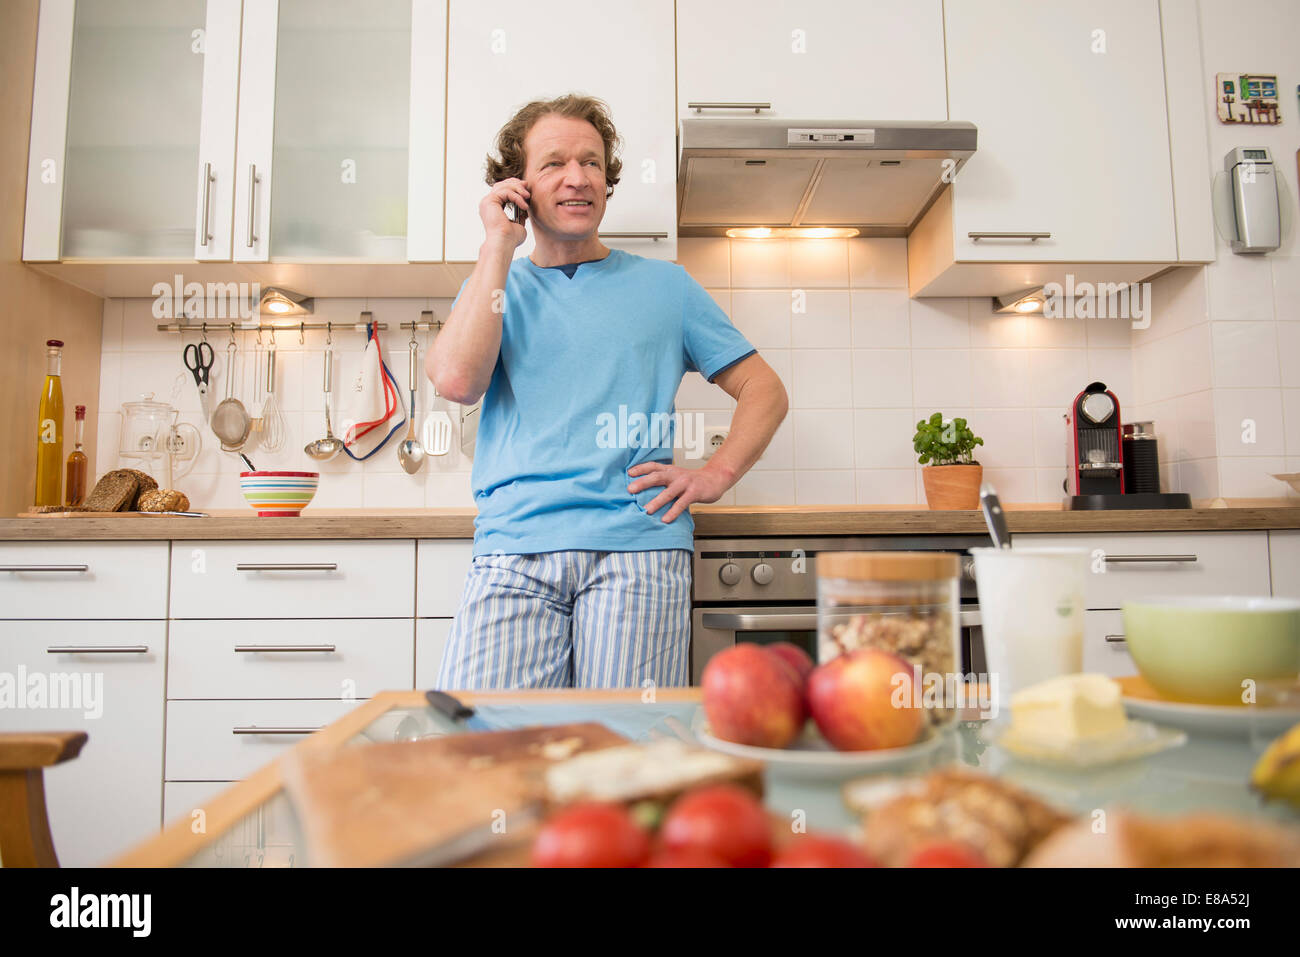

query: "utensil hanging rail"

left=156, top=314, right=444, bottom=335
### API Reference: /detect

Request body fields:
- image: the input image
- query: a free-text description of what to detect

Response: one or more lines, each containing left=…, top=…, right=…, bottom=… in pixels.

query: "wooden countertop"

left=2, top=501, right=1298, bottom=541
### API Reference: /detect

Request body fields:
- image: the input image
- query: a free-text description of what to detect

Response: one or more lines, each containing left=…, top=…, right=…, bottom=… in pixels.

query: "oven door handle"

left=701, top=610, right=982, bottom=631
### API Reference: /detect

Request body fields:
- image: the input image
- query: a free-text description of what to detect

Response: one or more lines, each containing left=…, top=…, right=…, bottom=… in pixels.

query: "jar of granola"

left=816, top=552, right=961, bottom=729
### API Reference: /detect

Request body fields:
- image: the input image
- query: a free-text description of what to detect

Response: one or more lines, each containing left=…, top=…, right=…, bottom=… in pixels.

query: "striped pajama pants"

left=435, top=550, right=693, bottom=690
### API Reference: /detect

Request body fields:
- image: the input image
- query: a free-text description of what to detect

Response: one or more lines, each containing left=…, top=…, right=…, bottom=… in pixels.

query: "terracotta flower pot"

left=922, top=464, right=983, bottom=510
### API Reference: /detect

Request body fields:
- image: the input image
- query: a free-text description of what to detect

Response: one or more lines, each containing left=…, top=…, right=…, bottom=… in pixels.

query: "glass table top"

left=182, top=697, right=1294, bottom=867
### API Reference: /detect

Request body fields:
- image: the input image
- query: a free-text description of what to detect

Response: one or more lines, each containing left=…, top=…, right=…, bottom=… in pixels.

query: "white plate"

left=691, top=713, right=945, bottom=781
left=982, top=719, right=1186, bottom=768
left=1120, top=696, right=1300, bottom=738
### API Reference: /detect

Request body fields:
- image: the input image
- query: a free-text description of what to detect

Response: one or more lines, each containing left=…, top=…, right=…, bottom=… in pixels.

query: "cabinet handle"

left=687, top=101, right=771, bottom=113
left=968, top=232, right=1051, bottom=242
left=598, top=231, right=669, bottom=241
left=1103, top=634, right=1127, bottom=643
left=47, top=645, right=149, bottom=654
left=1102, top=554, right=1198, bottom=564
left=234, top=644, right=337, bottom=653
left=200, top=162, right=215, bottom=247
left=0, top=564, right=89, bottom=572
left=235, top=563, right=339, bottom=572
left=246, top=163, right=260, bottom=248
left=232, top=727, right=321, bottom=735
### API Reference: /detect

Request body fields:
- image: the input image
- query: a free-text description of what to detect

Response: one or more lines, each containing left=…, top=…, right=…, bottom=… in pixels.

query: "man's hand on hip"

left=627, top=462, right=733, bottom=523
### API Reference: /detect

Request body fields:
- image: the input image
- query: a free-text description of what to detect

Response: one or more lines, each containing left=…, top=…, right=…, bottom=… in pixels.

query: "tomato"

left=660, top=785, right=772, bottom=868
left=906, top=842, right=988, bottom=868
left=531, top=802, right=651, bottom=868
left=770, top=835, right=880, bottom=868
left=643, top=847, right=730, bottom=868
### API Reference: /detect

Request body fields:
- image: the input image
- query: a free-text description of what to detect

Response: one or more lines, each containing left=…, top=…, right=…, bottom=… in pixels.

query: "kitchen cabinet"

left=676, top=0, right=947, bottom=123
left=234, top=0, right=447, bottom=262
left=165, top=698, right=360, bottom=781
left=1082, top=609, right=1137, bottom=678
left=443, top=0, right=677, bottom=263
left=908, top=0, right=1211, bottom=296
left=0, top=621, right=165, bottom=867
left=24, top=0, right=447, bottom=266
left=1012, top=531, right=1274, bottom=609
left=1269, top=531, right=1300, bottom=599
left=415, top=617, right=453, bottom=688
left=0, top=541, right=168, bottom=619
left=22, top=0, right=242, bottom=262
left=169, top=539, right=416, bottom=618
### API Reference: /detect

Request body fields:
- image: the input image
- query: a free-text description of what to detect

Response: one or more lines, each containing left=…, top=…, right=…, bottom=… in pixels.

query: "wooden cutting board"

left=281, top=722, right=628, bottom=868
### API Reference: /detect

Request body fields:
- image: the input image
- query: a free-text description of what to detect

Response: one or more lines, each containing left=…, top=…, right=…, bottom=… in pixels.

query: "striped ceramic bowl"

left=238, top=470, right=319, bottom=517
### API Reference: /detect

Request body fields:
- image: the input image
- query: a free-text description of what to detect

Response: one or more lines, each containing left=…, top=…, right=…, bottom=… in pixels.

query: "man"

left=429, top=93, right=787, bottom=689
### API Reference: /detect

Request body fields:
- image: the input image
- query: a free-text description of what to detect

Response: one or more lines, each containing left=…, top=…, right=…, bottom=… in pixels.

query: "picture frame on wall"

left=1216, top=72, right=1281, bottom=124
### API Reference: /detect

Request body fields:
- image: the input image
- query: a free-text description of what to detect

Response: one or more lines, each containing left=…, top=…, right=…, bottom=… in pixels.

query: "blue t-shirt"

left=451, top=248, right=756, bottom=556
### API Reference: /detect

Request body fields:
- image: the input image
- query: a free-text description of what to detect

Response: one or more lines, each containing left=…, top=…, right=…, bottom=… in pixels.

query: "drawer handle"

left=1102, top=554, right=1198, bottom=564
left=234, top=644, right=337, bottom=653
left=968, top=231, right=1051, bottom=241
left=1, top=564, right=90, bottom=572
left=231, top=727, right=321, bottom=735
left=1103, top=634, right=1127, bottom=643
left=47, top=645, right=149, bottom=654
left=687, top=101, right=771, bottom=113
left=235, top=563, right=339, bottom=572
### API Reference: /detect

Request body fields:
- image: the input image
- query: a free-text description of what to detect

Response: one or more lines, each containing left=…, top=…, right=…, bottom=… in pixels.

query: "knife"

left=425, top=689, right=496, bottom=731
left=979, top=482, right=1011, bottom=549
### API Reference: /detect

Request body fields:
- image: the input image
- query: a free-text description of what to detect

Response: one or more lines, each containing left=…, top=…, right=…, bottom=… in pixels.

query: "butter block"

left=1009, top=673, right=1128, bottom=744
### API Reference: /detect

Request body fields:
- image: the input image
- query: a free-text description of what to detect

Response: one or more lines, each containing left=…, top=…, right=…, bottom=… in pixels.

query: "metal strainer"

left=211, top=334, right=251, bottom=452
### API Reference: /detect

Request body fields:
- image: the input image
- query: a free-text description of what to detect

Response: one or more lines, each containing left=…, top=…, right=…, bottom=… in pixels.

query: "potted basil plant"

left=914, top=412, right=984, bottom=510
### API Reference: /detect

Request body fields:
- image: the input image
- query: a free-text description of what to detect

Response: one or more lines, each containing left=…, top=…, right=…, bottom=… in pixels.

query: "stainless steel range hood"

left=677, top=118, right=977, bottom=238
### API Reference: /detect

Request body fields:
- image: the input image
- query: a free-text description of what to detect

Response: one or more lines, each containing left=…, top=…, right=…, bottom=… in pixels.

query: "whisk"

left=260, top=342, right=286, bottom=452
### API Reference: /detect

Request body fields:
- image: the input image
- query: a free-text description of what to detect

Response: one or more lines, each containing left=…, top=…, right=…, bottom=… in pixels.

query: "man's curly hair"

left=485, top=93, right=623, bottom=198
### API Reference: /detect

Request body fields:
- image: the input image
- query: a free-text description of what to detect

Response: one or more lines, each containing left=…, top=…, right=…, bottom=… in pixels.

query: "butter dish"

left=981, top=718, right=1186, bottom=769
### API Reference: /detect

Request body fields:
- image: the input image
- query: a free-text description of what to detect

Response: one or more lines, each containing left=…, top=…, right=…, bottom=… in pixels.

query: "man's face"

left=521, top=114, right=608, bottom=240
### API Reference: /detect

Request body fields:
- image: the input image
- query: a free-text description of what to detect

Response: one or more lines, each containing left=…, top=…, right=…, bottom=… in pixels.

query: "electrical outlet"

left=703, top=428, right=729, bottom=459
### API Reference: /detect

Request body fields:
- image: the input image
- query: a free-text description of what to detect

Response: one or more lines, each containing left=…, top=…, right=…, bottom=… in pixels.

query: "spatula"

left=422, top=384, right=453, bottom=456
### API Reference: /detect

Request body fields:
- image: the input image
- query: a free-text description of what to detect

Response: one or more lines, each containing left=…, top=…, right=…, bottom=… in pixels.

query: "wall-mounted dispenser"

left=1221, top=147, right=1281, bottom=253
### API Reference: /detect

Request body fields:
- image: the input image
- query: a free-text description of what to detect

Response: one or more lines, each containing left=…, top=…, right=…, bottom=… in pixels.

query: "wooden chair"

left=0, top=732, right=87, bottom=867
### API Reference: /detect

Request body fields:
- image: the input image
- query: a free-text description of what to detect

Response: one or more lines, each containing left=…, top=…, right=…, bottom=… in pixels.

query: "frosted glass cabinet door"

left=29, top=0, right=240, bottom=261
left=233, top=0, right=445, bottom=262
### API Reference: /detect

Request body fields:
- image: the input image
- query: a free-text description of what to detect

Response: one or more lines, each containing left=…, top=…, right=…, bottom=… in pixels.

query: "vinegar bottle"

left=65, top=404, right=88, bottom=507
left=34, top=339, right=64, bottom=507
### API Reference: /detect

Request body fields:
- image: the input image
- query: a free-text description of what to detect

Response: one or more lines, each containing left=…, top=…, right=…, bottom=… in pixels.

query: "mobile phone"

left=503, top=199, right=527, bottom=227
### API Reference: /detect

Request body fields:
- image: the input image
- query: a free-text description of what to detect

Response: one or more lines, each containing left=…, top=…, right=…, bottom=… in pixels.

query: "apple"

left=765, top=642, right=814, bottom=685
left=702, top=645, right=805, bottom=749
left=806, top=647, right=924, bottom=751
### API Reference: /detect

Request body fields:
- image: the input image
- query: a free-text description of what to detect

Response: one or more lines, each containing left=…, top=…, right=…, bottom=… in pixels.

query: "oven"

left=690, top=535, right=992, bottom=685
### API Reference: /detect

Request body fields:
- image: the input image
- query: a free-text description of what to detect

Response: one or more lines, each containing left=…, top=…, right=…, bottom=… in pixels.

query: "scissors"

left=184, top=340, right=215, bottom=423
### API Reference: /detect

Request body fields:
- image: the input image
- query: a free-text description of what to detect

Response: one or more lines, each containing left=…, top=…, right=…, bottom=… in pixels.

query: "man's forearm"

left=427, top=239, right=515, bottom=404
left=703, top=371, right=789, bottom=489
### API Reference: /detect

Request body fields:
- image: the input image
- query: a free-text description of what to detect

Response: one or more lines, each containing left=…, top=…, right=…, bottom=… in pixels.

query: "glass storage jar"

left=816, top=552, right=962, bottom=729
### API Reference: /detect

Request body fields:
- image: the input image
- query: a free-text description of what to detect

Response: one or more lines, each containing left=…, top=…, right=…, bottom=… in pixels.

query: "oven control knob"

left=751, top=562, right=774, bottom=585
left=719, top=562, right=742, bottom=586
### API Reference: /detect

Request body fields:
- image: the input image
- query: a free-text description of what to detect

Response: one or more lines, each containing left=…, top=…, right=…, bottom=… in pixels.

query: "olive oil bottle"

left=65, top=404, right=88, bottom=507
left=34, top=338, right=64, bottom=507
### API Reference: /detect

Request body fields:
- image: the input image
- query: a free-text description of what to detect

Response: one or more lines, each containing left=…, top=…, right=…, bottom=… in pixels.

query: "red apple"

left=702, top=645, right=805, bottom=749
left=765, top=642, right=815, bottom=685
left=806, top=647, right=924, bottom=751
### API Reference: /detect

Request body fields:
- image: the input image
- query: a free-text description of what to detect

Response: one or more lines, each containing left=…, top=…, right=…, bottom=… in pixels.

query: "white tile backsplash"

left=791, top=350, right=852, bottom=408
left=795, top=470, right=856, bottom=505
left=730, top=290, right=791, bottom=348
left=852, top=350, right=913, bottom=409
left=791, top=290, right=851, bottom=348
left=851, top=289, right=911, bottom=348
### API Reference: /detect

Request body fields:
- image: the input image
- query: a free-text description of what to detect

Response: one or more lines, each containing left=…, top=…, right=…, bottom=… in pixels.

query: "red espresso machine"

left=1065, top=381, right=1189, bottom=509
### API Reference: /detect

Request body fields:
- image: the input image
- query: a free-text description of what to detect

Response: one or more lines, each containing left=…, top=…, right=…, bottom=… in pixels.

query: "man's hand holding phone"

left=481, top=177, right=530, bottom=249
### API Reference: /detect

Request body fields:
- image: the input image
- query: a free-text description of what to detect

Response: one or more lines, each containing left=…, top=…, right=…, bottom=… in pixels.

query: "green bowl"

left=1121, top=596, right=1300, bottom=704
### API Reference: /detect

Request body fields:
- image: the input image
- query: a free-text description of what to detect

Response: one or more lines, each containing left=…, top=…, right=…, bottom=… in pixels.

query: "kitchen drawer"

left=168, top=619, right=414, bottom=699
left=1270, top=531, right=1300, bottom=599
left=1083, top=610, right=1137, bottom=679
left=415, top=618, right=453, bottom=689
left=0, top=541, right=168, bottom=619
left=164, top=782, right=300, bottom=868
left=165, top=699, right=361, bottom=781
left=416, top=540, right=473, bottom=616
left=0, top=620, right=165, bottom=866
left=1012, top=532, right=1271, bottom=610
left=170, top=540, right=415, bottom=618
